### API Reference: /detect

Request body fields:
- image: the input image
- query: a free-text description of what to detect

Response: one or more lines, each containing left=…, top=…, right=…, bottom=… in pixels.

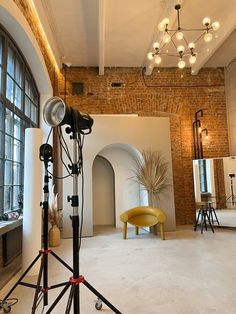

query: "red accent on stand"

left=69, top=276, right=85, bottom=285
left=39, top=249, right=52, bottom=254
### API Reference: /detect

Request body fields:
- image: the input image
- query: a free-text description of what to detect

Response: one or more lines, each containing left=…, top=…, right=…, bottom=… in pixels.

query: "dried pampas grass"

left=131, top=150, right=171, bottom=199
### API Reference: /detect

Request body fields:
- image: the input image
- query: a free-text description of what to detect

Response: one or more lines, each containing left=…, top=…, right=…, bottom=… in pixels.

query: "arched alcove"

left=92, top=143, right=147, bottom=233
left=92, top=155, right=115, bottom=228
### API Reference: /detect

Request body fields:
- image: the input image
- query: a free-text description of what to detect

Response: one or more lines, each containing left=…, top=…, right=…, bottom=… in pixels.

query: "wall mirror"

left=193, top=156, right=236, bottom=227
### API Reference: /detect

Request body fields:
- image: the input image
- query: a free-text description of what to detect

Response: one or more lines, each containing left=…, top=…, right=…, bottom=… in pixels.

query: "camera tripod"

left=226, top=174, right=236, bottom=206
left=0, top=144, right=73, bottom=313
left=44, top=128, right=121, bottom=314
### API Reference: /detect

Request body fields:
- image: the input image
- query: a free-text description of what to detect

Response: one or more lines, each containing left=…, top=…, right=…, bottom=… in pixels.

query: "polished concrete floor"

left=0, top=226, right=236, bottom=313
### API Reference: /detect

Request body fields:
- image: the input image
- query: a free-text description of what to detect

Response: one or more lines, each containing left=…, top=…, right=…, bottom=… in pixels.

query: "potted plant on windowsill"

left=48, top=186, right=62, bottom=247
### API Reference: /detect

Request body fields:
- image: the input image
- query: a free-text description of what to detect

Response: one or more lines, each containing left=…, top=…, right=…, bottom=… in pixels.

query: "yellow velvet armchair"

left=120, top=206, right=166, bottom=240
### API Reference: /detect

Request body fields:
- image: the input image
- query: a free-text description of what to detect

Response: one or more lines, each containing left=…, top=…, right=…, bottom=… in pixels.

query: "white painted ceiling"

left=34, top=0, right=236, bottom=74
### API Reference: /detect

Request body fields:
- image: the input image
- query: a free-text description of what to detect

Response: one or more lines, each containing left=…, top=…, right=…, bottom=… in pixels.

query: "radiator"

left=2, top=225, right=22, bottom=266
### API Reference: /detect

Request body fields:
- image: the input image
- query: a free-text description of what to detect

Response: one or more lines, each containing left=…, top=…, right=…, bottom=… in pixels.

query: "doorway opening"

left=92, top=155, right=115, bottom=234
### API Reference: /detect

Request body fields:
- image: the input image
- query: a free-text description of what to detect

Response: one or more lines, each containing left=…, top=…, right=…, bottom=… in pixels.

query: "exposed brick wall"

left=56, top=67, right=229, bottom=225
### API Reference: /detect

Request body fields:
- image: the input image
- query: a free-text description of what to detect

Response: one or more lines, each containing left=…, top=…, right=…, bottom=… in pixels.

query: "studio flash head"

left=39, top=143, right=53, bottom=162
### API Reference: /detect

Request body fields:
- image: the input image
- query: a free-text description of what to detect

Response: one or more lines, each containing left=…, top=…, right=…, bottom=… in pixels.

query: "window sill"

left=0, top=217, right=23, bottom=236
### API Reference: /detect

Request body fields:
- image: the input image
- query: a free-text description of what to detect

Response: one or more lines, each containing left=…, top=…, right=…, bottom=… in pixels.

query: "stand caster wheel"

left=3, top=306, right=11, bottom=313
left=95, top=298, right=102, bottom=310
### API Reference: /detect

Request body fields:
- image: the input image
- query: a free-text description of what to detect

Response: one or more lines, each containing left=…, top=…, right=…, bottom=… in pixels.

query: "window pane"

left=4, top=186, right=12, bottom=211
left=14, top=115, right=22, bottom=139
left=0, top=132, right=3, bottom=158
left=0, top=67, right=2, bottom=94
left=15, top=58, right=22, bottom=86
left=25, top=78, right=30, bottom=97
left=13, top=186, right=20, bottom=208
left=13, top=163, right=21, bottom=185
left=14, top=85, right=22, bottom=109
left=6, top=75, right=14, bottom=102
left=31, top=104, right=37, bottom=124
left=0, top=102, right=3, bottom=130
left=5, top=108, right=13, bottom=134
left=7, top=46, right=14, bottom=77
left=4, top=160, right=12, bottom=185
left=25, top=97, right=31, bottom=117
left=0, top=186, right=3, bottom=212
left=13, top=139, right=22, bottom=162
left=0, top=35, right=3, bottom=65
left=5, top=135, right=13, bottom=160
left=0, top=160, right=3, bottom=185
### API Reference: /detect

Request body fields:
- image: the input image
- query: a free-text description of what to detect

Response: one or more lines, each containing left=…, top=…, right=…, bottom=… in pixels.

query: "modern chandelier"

left=147, top=4, right=220, bottom=69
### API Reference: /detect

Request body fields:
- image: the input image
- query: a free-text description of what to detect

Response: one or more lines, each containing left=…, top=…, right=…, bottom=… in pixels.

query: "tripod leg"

left=45, top=281, right=71, bottom=314
left=65, top=284, right=76, bottom=314
left=194, top=210, right=200, bottom=231
left=32, top=254, right=45, bottom=313
left=2, top=252, right=41, bottom=301
left=83, top=280, right=122, bottom=314
left=200, top=210, right=204, bottom=234
left=212, top=207, right=220, bottom=225
left=205, top=212, right=215, bottom=233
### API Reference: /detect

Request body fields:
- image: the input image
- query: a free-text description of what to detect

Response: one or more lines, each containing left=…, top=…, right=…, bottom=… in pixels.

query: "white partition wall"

left=22, top=128, right=43, bottom=275
left=62, top=115, right=176, bottom=237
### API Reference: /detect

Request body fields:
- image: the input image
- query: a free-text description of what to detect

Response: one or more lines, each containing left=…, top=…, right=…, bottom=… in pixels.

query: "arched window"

left=0, top=25, right=39, bottom=216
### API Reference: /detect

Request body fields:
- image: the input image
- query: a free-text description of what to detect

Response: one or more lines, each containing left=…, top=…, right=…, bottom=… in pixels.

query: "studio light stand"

left=43, top=97, right=121, bottom=314
left=0, top=144, right=73, bottom=313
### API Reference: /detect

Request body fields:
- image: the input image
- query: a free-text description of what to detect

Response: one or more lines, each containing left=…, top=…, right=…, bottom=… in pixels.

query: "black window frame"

left=0, top=24, right=40, bottom=218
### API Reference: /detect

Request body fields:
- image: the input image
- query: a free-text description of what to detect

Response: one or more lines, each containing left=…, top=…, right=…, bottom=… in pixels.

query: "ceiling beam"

left=191, top=19, right=236, bottom=75
left=98, top=0, right=106, bottom=75
left=145, top=0, right=185, bottom=75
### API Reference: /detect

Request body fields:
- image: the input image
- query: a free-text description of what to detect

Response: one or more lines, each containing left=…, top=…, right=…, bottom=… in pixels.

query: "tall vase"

left=148, top=191, right=159, bottom=207
left=49, top=225, right=61, bottom=247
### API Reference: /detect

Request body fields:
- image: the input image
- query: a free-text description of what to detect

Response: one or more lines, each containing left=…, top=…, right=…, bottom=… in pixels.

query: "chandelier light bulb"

left=202, top=17, right=211, bottom=26
left=204, top=32, right=213, bottom=42
left=176, top=31, right=184, bottom=41
left=177, top=45, right=185, bottom=53
left=189, top=55, right=197, bottom=64
left=188, top=42, right=195, bottom=49
left=158, top=22, right=165, bottom=31
left=163, top=33, right=171, bottom=44
left=147, top=52, right=154, bottom=60
left=178, top=59, right=185, bottom=69
left=162, top=18, right=170, bottom=26
left=153, top=42, right=160, bottom=49
left=154, top=55, right=162, bottom=65
left=212, top=21, right=220, bottom=31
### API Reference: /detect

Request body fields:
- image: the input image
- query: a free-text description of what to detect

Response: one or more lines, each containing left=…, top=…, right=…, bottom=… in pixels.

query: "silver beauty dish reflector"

left=43, top=96, right=93, bottom=133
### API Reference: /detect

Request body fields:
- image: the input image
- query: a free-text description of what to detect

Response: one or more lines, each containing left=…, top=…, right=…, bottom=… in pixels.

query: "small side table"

left=194, top=202, right=215, bottom=234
